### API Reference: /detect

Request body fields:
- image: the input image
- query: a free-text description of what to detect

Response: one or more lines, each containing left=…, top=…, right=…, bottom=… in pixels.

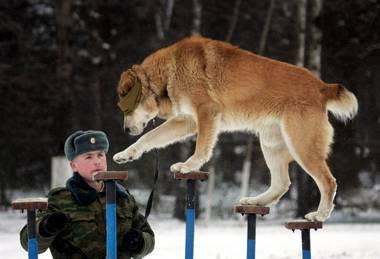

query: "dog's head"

left=117, top=65, right=159, bottom=136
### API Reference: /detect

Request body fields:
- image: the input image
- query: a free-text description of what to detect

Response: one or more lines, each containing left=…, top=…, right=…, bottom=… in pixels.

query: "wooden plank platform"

left=285, top=219, right=323, bottom=230
left=235, top=205, right=270, bottom=215
left=92, top=171, right=128, bottom=181
left=12, top=197, right=48, bottom=210
left=173, top=171, right=209, bottom=181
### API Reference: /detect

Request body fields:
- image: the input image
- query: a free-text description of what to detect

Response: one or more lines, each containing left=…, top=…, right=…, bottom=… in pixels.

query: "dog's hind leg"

left=240, top=125, right=292, bottom=206
left=281, top=109, right=337, bottom=222
left=170, top=103, right=222, bottom=173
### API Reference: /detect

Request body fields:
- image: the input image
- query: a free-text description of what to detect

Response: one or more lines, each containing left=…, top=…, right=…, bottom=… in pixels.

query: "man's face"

left=70, top=150, right=107, bottom=183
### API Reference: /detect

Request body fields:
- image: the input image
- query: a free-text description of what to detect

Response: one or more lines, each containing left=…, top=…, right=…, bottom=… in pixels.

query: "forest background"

left=1, top=0, right=379, bottom=221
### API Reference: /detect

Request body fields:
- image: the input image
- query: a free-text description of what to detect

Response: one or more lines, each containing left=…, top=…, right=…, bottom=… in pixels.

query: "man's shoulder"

left=48, top=187, right=71, bottom=198
left=45, top=187, right=74, bottom=208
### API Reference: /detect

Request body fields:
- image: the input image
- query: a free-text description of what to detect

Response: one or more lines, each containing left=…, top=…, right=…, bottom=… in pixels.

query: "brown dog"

left=113, top=37, right=358, bottom=221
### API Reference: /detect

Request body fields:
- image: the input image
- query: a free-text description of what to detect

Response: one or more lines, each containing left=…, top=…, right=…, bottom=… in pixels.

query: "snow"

left=1, top=211, right=380, bottom=259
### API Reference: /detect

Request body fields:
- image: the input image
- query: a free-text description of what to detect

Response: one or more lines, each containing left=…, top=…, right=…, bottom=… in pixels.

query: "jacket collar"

left=66, top=172, right=128, bottom=205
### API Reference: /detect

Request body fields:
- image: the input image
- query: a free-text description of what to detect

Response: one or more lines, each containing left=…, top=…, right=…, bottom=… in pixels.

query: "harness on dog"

left=117, top=69, right=142, bottom=115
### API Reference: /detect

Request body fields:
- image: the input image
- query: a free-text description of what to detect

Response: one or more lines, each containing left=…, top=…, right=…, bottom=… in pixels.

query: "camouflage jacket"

left=20, top=173, right=154, bottom=259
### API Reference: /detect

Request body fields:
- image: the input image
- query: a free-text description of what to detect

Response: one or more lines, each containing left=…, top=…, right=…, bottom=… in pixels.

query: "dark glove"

left=39, top=212, right=70, bottom=237
left=123, top=228, right=144, bottom=256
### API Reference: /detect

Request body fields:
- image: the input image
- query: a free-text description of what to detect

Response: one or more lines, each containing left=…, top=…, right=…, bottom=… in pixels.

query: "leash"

left=144, top=119, right=159, bottom=219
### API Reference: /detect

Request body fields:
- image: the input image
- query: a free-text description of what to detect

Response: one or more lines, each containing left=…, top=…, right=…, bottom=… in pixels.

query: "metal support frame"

left=12, top=197, right=48, bottom=259
left=285, top=219, right=323, bottom=259
left=174, top=171, right=209, bottom=259
left=93, top=171, right=128, bottom=259
left=235, top=205, right=270, bottom=259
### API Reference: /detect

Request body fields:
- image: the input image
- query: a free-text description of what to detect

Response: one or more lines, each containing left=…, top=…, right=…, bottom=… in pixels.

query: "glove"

left=123, top=228, right=145, bottom=256
left=39, top=212, right=70, bottom=237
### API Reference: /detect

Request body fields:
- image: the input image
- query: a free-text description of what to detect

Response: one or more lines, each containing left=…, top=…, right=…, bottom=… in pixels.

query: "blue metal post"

left=105, top=181, right=117, bottom=259
left=301, top=229, right=311, bottom=259
left=247, top=214, right=256, bottom=259
left=185, top=180, right=196, bottom=259
left=27, top=209, right=38, bottom=259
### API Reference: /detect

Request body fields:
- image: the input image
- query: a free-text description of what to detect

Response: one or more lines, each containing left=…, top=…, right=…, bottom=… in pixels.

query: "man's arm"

left=131, top=212, right=155, bottom=257
left=19, top=188, right=69, bottom=253
left=121, top=196, right=155, bottom=258
left=20, top=210, right=57, bottom=253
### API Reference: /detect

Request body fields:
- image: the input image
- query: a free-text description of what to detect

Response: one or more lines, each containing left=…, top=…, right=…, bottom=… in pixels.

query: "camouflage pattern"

left=20, top=186, right=154, bottom=258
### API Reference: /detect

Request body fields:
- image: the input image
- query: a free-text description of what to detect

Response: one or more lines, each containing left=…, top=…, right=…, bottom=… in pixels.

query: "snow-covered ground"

left=1, top=211, right=379, bottom=259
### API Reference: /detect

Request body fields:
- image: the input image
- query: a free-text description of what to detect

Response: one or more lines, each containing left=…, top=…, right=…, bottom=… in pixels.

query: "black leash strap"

left=144, top=119, right=159, bottom=219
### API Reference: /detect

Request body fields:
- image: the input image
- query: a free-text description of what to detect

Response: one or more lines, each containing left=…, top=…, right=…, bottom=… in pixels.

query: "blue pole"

left=247, top=214, right=256, bottom=259
left=27, top=209, right=38, bottom=259
left=185, top=180, right=196, bottom=259
left=106, top=181, right=117, bottom=259
left=301, top=229, right=311, bottom=259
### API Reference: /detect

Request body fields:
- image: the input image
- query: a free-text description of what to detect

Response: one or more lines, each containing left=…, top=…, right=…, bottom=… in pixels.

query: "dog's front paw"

left=304, top=211, right=328, bottom=222
left=113, top=146, right=143, bottom=164
left=239, top=197, right=267, bottom=206
left=170, top=162, right=195, bottom=174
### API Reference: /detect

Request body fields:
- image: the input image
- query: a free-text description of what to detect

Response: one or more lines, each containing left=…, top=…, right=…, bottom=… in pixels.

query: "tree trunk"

left=296, top=0, right=307, bottom=67
left=94, top=1, right=115, bottom=129
left=304, top=0, right=323, bottom=76
left=155, top=0, right=176, bottom=40
left=155, top=11, right=165, bottom=40
left=164, top=0, right=175, bottom=32
left=225, top=0, right=242, bottom=42
left=295, top=0, right=323, bottom=218
left=55, top=0, right=76, bottom=130
left=191, top=0, right=202, bottom=36
left=258, top=0, right=276, bottom=55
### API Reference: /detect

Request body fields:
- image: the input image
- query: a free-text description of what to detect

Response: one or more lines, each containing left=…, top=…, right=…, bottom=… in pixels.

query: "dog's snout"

left=123, top=127, right=130, bottom=135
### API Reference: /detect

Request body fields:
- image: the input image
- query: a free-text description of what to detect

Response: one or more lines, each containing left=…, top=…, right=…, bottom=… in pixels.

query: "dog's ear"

left=117, top=70, right=136, bottom=96
left=132, top=65, right=149, bottom=86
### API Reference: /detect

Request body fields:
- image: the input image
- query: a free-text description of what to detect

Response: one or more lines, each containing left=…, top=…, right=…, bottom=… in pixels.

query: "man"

left=20, top=130, right=155, bottom=258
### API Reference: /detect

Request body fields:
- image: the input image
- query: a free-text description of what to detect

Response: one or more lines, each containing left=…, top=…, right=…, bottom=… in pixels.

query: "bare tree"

left=164, top=0, right=175, bottom=32
left=296, top=0, right=307, bottom=67
left=304, top=0, right=322, bottom=76
left=55, top=0, right=76, bottom=129
left=191, top=0, right=202, bottom=36
left=155, top=0, right=176, bottom=40
left=225, top=0, right=242, bottom=42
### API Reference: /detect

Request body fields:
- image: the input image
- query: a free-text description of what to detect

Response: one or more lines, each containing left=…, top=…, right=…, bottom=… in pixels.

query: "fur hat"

left=64, top=130, right=109, bottom=161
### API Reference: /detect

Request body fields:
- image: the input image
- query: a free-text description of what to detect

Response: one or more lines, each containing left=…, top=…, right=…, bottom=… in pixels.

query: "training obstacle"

left=12, top=197, right=48, bottom=259
left=174, top=171, right=209, bottom=259
left=235, top=205, right=270, bottom=259
left=93, top=171, right=128, bottom=259
left=285, top=219, right=323, bottom=259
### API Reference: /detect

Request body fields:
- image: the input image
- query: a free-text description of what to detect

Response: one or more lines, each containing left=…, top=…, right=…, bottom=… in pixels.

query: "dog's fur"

left=113, top=37, right=358, bottom=221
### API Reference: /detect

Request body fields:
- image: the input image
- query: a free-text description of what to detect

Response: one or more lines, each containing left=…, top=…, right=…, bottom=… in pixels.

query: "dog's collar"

left=117, top=69, right=143, bottom=115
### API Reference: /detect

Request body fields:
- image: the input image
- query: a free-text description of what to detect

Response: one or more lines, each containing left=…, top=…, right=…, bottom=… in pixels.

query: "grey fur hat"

left=64, top=130, right=109, bottom=161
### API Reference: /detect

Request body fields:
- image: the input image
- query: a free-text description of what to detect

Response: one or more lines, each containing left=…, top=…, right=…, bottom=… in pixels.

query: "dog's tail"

left=322, top=83, right=358, bottom=123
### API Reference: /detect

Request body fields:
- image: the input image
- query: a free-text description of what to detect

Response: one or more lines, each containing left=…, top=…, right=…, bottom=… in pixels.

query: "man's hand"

left=39, top=212, right=70, bottom=237
left=123, top=228, right=144, bottom=256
